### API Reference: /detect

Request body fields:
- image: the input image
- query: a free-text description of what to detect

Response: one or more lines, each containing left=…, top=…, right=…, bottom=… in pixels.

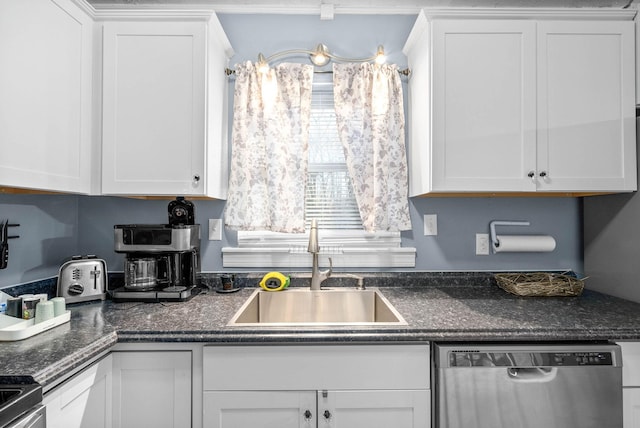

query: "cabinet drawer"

left=620, top=342, right=640, bottom=386
left=203, top=344, right=430, bottom=391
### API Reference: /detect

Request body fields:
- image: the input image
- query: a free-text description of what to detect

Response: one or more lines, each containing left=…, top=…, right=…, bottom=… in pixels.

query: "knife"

left=0, top=220, right=7, bottom=270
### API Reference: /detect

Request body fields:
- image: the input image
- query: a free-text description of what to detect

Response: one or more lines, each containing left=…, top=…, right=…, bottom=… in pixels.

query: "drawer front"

left=203, top=344, right=430, bottom=391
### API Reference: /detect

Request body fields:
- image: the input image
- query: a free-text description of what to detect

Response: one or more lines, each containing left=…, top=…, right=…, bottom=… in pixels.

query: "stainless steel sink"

left=227, top=288, right=407, bottom=326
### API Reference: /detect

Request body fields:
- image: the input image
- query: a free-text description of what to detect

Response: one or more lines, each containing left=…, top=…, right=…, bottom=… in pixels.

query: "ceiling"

left=86, top=0, right=637, bottom=14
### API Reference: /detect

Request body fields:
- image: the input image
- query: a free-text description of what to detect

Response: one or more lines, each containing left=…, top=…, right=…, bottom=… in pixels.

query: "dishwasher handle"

left=507, top=367, right=558, bottom=383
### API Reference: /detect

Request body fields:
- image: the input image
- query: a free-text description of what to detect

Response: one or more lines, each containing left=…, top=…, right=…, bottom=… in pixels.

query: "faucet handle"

left=322, top=257, right=333, bottom=277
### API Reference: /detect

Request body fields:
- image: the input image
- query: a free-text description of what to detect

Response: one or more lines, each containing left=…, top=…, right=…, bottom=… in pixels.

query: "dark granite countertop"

left=2, top=278, right=640, bottom=388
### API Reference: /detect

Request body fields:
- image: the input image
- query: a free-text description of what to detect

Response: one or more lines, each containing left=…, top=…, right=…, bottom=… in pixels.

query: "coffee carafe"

left=124, top=255, right=172, bottom=290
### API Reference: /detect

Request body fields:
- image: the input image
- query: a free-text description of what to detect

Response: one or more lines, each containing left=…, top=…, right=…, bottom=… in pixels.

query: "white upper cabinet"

left=430, top=19, right=537, bottom=193
left=536, top=20, right=636, bottom=192
left=101, top=14, right=233, bottom=198
left=0, top=0, right=96, bottom=194
left=403, top=9, right=637, bottom=196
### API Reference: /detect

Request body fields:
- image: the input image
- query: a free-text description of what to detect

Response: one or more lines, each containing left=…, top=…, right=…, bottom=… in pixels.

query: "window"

left=306, top=83, right=361, bottom=230
left=222, top=79, right=416, bottom=268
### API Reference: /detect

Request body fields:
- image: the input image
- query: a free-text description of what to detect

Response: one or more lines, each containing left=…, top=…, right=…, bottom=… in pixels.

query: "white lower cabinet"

left=202, top=345, right=431, bottom=428
left=621, top=342, right=640, bottom=428
left=44, top=351, right=193, bottom=428
left=204, top=389, right=428, bottom=428
left=44, top=354, right=113, bottom=428
left=320, top=389, right=429, bottom=428
left=44, top=344, right=430, bottom=428
left=204, top=391, right=316, bottom=428
left=625, top=389, right=640, bottom=428
left=112, top=351, right=192, bottom=428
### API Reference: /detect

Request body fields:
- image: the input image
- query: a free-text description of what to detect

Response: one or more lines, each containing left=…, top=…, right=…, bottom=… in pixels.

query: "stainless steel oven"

left=0, top=383, right=45, bottom=428
left=434, top=343, right=622, bottom=428
left=4, top=405, right=45, bottom=428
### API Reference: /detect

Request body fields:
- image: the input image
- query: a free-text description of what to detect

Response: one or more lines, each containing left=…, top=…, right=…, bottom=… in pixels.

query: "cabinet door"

left=537, top=21, right=636, bottom=192
left=112, top=351, right=191, bottom=428
left=203, top=391, right=316, bottom=428
left=431, top=19, right=537, bottom=192
left=102, top=21, right=206, bottom=196
left=318, top=390, right=430, bottom=428
left=0, top=0, right=94, bottom=194
left=44, top=355, right=113, bottom=428
left=625, top=389, right=640, bottom=428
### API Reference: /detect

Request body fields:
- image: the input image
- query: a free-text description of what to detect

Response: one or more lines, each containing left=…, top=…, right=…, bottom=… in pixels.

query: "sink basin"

left=227, top=288, right=407, bottom=326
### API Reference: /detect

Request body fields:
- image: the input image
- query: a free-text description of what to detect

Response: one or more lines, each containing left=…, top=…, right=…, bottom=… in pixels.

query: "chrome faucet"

left=308, top=219, right=331, bottom=290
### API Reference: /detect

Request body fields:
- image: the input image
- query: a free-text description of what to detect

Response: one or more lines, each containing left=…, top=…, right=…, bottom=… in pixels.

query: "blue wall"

left=0, top=194, right=79, bottom=287
left=0, top=13, right=582, bottom=288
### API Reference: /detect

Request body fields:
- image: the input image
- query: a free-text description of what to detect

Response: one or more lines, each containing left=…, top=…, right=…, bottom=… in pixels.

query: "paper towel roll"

left=493, top=235, right=556, bottom=253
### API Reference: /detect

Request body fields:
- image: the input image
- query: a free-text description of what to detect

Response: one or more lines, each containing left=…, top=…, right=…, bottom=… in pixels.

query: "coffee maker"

left=111, top=198, right=202, bottom=302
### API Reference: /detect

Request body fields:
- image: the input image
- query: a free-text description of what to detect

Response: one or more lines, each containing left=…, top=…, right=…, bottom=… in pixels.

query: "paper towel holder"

left=490, top=220, right=530, bottom=253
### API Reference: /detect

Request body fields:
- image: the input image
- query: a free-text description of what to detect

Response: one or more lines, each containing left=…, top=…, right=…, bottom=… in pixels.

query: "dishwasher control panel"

left=552, top=352, right=613, bottom=366
left=446, top=349, right=616, bottom=367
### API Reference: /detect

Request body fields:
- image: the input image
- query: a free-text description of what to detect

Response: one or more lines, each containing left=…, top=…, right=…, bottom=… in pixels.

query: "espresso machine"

left=111, top=198, right=202, bottom=302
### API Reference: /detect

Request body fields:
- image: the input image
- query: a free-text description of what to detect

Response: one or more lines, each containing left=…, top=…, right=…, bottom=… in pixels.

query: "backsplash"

left=199, top=271, right=499, bottom=290
left=2, top=272, right=509, bottom=298
left=0, top=193, right=581, bottom=289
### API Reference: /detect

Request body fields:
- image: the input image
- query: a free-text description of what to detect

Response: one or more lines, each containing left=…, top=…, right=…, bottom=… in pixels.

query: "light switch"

left=424, top=214, right=437, bottom=236
left=209, top=219, right=222, bottom=241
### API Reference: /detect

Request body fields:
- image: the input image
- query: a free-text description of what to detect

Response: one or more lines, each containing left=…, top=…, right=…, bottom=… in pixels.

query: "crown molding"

left=69, top=0, right=98, bottom=16
left=92, top=9, right=218, bottom=20
left=85, top=2, right=422, bottom=15
left=420, top=7, right=637, bottom=20
left=79, top=2, right=638, bottom=18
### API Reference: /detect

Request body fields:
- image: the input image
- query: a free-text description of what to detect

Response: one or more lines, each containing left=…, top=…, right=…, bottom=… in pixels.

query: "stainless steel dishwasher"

left=434, top=343, right=622, bottom=428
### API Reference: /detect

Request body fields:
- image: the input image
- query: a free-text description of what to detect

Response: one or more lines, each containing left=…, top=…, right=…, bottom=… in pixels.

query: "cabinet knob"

left=323, top=410, right=332, bottom=419
left=193, top=174, right=200, bottom=184
left=539, top=171, right=547, bottom=178
left=304, top=410, right=312, bottom=420
left=527, top=171, right=536, bottom=181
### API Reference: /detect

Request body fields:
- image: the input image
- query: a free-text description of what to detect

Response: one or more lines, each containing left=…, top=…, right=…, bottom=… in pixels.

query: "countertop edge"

left=32, top=332, right=118, bottom=386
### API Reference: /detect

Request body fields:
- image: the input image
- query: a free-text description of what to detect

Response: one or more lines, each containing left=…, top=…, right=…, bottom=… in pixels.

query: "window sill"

left=221, top=247, right=416, bottom=268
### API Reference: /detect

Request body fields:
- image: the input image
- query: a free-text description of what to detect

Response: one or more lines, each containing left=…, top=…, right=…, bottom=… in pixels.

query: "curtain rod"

left=224, top=43, right=411, bottom=77
left=224, top=67, right=411, bottom=76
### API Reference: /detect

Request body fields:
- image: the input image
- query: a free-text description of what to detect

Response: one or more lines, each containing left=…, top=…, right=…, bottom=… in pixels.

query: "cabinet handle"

left=527, top=171, right=536, bottom=182
left=304, top=410, right=312, bottom=420
left=539, top=171, right=547, bottom=178
left=193, top=174, right=200, bottom=184
left=323, top=410, right=332, bottom=419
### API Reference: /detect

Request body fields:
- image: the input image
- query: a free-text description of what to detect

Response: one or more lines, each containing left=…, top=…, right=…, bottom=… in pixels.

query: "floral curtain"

left=224, top=62, right=314, bottom=233
left=332, top=63, right=412, bottom=232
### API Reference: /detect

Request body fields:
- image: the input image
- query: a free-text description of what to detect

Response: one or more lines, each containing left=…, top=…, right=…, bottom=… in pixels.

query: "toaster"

left=57, top=255, right=108, bottom=304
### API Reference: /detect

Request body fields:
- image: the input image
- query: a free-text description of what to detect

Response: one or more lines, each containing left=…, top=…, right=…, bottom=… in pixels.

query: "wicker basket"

left=494, top=272, right=584, bottom=297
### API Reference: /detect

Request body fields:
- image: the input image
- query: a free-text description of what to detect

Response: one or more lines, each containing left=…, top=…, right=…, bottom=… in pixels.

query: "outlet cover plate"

left=476, top=233, right=490, bottom=255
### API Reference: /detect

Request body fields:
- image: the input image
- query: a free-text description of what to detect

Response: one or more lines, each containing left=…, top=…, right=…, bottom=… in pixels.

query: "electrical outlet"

left=424, top=214, right=437, bottom=236
left=476, top=233, right=490, bottom=255
left=209, top=219, right=222, bottom=241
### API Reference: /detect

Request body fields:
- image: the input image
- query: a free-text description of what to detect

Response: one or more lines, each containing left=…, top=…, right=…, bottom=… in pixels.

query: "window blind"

left=306, top=90, right=362, bottom=230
